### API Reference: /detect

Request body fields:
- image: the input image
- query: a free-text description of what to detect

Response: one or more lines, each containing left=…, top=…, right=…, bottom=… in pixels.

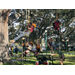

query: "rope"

left=56, top=9, right=60, bottom=51
left=56, top=9, right=58, bottom=21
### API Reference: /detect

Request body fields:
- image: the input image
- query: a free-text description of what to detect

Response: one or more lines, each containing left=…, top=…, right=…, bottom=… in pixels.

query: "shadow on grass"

left=4, top=53, right=75, bottom=65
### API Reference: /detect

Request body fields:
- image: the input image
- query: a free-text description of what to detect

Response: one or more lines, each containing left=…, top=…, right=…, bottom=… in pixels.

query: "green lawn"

left=4, top=51, right=75, bottom=65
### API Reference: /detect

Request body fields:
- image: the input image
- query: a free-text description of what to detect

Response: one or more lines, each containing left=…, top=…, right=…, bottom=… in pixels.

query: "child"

left=25, top=23, right=36, bottom=37
left=48, top=38, right=53, bottom=53
left=53, top=20, right=60, bottom=35
left=33, top=44, right=40, bottom=56
left=51, top=47, right=65, bottom=65
left=17, top=42, right=40, bottom=60
left=8, top=45, right=11, bottom=56
left=17, top=42, right=33, bottom=60
left=10, top=23, right=36, bottom=43
left=53, top=20, right=60, bottom=30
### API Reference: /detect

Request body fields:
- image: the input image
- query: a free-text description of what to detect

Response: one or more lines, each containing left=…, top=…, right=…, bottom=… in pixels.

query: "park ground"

left=3, top=50, right=75, bottom=65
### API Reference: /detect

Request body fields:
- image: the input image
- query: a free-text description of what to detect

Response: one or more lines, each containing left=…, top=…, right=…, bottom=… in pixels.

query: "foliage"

left=8, top=9, right=75, bottom=44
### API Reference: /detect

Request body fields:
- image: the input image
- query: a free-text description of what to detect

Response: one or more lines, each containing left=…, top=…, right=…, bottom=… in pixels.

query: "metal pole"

left=45, top=33, right=47, bottom=55
left=51, top=56, right=53, bottom=65
left=22, top=39, right=23, bottom=65
left=66, top=40, right=67, bottom=52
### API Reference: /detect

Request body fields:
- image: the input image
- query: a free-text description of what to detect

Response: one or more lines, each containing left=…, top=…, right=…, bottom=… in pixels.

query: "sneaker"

left=47, top=61, right=49, bottom=65
left=36, top=61, right=39, bottom=65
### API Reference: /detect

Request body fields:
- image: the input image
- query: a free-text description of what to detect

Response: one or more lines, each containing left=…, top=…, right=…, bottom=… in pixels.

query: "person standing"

left=48, top=38, right=53, bottom=53
left=9, top=45, right=11, bottom=56
left=11, top=46, right=14, bottom=56
left=51, top=47, right=65, bottom=65
left=15, top=46, right=19, bottom=55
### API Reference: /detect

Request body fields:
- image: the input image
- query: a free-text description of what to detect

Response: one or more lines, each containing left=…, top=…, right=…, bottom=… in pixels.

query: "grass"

left=3, top=51, right=75, bottom=65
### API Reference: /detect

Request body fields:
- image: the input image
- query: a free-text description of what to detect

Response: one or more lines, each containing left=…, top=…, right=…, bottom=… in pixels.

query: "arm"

left=28, top=26, right=31, bottom=30
left=51, top=53, right=57, bottom=56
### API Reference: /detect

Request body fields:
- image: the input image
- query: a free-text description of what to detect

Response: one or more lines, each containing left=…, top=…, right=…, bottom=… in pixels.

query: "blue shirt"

left=15, top=48, right=19, bottom=51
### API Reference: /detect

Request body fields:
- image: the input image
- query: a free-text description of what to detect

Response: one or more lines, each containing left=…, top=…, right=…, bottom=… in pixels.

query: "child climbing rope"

left=25, top=23, right=36, bottom=37
left=51, top=47, right=65, bottom=65
left=53, top=20, right=60, bottom=30
left=10, top=23, right=36, bottom=43
left=48, top=38, right=53, bottom=53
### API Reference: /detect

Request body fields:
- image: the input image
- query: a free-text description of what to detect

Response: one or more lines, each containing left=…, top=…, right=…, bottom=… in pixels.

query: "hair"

left=30, top=22, right=32, bottom=25
left=30, top=43, right=33, bottom=46
left=15, top=46, right=17, bottom=47
left=36, top=45, right=40, bottom=49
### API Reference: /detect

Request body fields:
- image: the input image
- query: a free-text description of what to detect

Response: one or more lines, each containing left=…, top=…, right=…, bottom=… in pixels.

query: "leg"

left=35, top=52, right=39, bottom=56
left=32, top=51, right=39, bottom=56
left=21, top=55, right=24, bottom=60
left=16, top=51, right=18, bottom=54
left=51, top=46, right=53, bottom=53
left=10, top=32, right=26, bottom=43
left=14, top=32, right=26, bottom=41
left=17, top=54, right=22, bottom=60
left=24, top=31, right=31, bottom=37
left=15, top=51, right=17, bottom=54
left=60, top=59, right=63, bottom=65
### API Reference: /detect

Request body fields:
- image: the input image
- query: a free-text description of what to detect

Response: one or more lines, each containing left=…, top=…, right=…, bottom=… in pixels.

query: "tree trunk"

left=0, top=9, right=11, bottom=64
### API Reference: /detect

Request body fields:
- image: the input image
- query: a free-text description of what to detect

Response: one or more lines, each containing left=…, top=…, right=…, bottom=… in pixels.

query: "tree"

left=0, top=9, right=11, bottom=64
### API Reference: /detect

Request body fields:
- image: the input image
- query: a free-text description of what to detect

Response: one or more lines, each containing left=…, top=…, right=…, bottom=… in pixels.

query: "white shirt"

left=28, top=45, right=32, bottom=50
left=9, top=47, right=11, bottom=51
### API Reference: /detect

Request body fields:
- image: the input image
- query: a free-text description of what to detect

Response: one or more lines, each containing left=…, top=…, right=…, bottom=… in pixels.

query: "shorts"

left=37, top=48, right=40, bottom=52
left=23, top=53, right=26, bottom=57
left=9, top=51, right=11, bottom=54
left=24, top=31, right=31, bottom=37
left=60, top=54, right=65, bottom=61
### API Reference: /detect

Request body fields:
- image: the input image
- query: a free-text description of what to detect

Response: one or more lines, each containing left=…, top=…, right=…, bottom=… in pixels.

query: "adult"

left=15, top=46, right=19, bottom=55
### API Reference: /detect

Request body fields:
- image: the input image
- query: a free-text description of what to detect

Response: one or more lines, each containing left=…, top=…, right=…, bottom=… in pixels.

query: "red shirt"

left=30, top=27, right=34, bottom=32
left=54, top=21, right=60, bottom=30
